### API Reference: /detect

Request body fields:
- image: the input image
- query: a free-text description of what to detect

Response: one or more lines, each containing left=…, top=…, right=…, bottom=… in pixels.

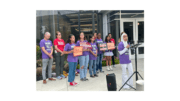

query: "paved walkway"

left=36, top=59, right=144, bottom=91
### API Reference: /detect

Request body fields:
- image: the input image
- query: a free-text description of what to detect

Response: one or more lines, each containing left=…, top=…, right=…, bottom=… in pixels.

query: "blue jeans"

left=89, top=60, right=96, bottom=75
left=68, top=62, right=77, bottom=82
left=96, top=53, right=103, bottom=71
left=79, top=55, right=89, bottom=79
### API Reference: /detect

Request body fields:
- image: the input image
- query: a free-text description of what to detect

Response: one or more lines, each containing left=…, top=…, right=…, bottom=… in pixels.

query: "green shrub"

left=102, top=58, right=119, bottom=66
left=36, top=45, right=41, bottom=60
left=77, top=64, right=80, bottom=69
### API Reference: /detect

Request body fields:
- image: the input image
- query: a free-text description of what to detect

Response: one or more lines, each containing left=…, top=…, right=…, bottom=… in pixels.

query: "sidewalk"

left=36, top=59, right=144, bottom=91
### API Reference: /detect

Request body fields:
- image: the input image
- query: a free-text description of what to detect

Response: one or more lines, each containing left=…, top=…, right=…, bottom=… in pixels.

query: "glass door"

left=136, top=19, right=144, bottom=58
left=120, top=18, right=144, bottom=59
left=120, top=19, right=136, bottom=59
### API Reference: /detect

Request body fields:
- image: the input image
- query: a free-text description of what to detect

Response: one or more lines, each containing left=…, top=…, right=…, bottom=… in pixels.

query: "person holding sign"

left=108, top=33, right=116, bottom=68
left=104, top=35, right=114, bottom=71
left=88, top=35, right=98, bottom=78
left=76, top=32, right=90, bottom=81
left=63, top=34, right=78, bottom=86
left=95, top=33, right=104, bottom=73
left=118, top=33, right=133, bottom=89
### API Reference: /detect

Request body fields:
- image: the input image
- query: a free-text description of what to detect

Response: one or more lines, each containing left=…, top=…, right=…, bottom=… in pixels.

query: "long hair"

left=79, top=32, right=86, bottom=41
left=56, top=31, right=61, bottom=38
left=66, top=34, right=74, bottom=44
left=88, top=35, right=94, bottom=43
left=105, top=35, right=110, bottom=43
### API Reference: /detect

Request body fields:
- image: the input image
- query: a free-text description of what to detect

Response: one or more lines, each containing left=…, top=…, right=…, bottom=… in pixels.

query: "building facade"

left=36, top=10, right=144, bottom=58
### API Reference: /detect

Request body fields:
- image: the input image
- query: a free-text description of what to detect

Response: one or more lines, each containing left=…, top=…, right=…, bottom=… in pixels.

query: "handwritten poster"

left=99, top=43, right=108, bottom=51
left=73, top=46, right=83, bottom=57
left=107, top=43, right=115, bottom=50
left=80, top=42, right=92, bottom=49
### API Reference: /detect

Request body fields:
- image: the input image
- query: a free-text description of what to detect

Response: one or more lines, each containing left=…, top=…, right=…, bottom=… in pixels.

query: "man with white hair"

left=39, top=32, right=56, bottom=84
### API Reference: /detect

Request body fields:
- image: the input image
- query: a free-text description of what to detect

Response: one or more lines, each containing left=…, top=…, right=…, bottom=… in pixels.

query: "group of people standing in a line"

left=39, top=31, right=133, bottom=89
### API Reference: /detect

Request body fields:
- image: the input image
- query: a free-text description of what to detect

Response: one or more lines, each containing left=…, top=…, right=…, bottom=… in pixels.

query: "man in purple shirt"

left=39, top=32, right=56, bottom=84
left=95, top=33, right=104, bottom=73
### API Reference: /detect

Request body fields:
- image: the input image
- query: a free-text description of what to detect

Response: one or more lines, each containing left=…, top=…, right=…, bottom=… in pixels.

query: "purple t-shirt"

left=76, top=40, right=89, bottom=56
left=89, top=42, right=97, bottom=60
left=118, top=42, right=131, bottom=64
left=64, top=43, right=78, bottom=62
left=96, top=38, right=103, bottom=54
left=39, top=39, right=53, bottom=59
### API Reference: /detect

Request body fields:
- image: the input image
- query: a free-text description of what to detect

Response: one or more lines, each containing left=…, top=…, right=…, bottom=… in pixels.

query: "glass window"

left=138, top=47, right=144, bottom=54
left=123, top=22, right=134, bottom=44
left=138, top=21, right=144, bottom=43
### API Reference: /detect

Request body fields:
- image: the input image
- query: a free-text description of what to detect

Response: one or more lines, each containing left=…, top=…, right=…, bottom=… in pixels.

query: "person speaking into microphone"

left=118, top=33, right=133, bottom=90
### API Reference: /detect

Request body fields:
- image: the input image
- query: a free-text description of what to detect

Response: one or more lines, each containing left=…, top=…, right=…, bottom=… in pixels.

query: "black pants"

left=55, top=52, right=65, bottom=76
left=112, top=50, right=115, bottom=65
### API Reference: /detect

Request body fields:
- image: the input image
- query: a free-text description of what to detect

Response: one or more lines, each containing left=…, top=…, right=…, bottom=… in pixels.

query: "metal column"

left=97, top=13, right=99, bottom=33
left=78, top=11, right=81, bottom=34
left=92, top=10, right=95, bottom=33
left=57, top=11, right=59, bottom=31
left=40, top=11, right=43, bottom=39
left=52, top=10, right=56, bottom=40
left=115, top=20, right=119, bottom=57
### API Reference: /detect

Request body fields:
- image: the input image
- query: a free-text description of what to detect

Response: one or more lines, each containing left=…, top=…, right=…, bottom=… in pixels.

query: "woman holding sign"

left=118, top=33, right=133, bottom=89
left=63, top=34, right=78, bottom=86
left=88, top=35, right=98, bottom=78
left=104, top=35, right=114, bottom=71
left=76, top=32, right=90, bottom=81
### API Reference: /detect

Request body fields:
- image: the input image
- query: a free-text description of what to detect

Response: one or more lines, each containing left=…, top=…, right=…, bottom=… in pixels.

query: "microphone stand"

left=118, top=43, right=144, bottom=91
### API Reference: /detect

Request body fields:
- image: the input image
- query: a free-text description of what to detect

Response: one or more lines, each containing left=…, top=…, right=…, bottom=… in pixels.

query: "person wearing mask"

left=39, top=32, right=56, bottom=84
left=53, top=31, right=66, bottom=79
left=95, top=33, right=104, bottom=73
left=108, top=33, right=116, bottom=68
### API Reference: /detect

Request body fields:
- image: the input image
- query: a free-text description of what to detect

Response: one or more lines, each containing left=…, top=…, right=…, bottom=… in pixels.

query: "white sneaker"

left=109, top=66, right=113, bottom=71
left=107, top=66, right=110, bottom=71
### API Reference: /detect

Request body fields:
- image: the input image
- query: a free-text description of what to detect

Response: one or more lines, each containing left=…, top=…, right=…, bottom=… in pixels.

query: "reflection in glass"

left=138, top=47, right=144, bottom=54
left=123, top=22, right=134, bottom=44
left=138, top=21, right=144, bottom=43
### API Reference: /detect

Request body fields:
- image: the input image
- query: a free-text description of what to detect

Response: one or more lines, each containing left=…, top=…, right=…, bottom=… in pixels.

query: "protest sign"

left=73, top=46, right=83, bottom=57
left=99, top=43, right=108, bottom=51
left=107, top=43, right=115, bottom=50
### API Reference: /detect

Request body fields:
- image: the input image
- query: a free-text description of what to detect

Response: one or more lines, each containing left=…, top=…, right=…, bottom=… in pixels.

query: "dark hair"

left=56, top=31, right=61, bottom=38
left=88, top=35, right=94, bottom=43
left=66, top=34, right=74, bottom=44
left=108, top=33, right=111, bottom=36
left=79, top=32, right=86, bottom=40
left=105, top=35, right=110, bottom=43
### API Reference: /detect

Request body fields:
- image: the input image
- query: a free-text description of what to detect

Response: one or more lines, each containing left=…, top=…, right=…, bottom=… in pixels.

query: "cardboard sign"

left=73, top=46, right=83, bottom=57
left=99, top=43, right=108, bottom=51
left=107, top=43, right=115, bottom=50
left=80, top=42, right=92, bottom=49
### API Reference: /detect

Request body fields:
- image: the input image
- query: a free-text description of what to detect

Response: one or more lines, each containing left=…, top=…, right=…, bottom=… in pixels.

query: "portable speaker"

left=106, top=73, right=117, bottom=91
